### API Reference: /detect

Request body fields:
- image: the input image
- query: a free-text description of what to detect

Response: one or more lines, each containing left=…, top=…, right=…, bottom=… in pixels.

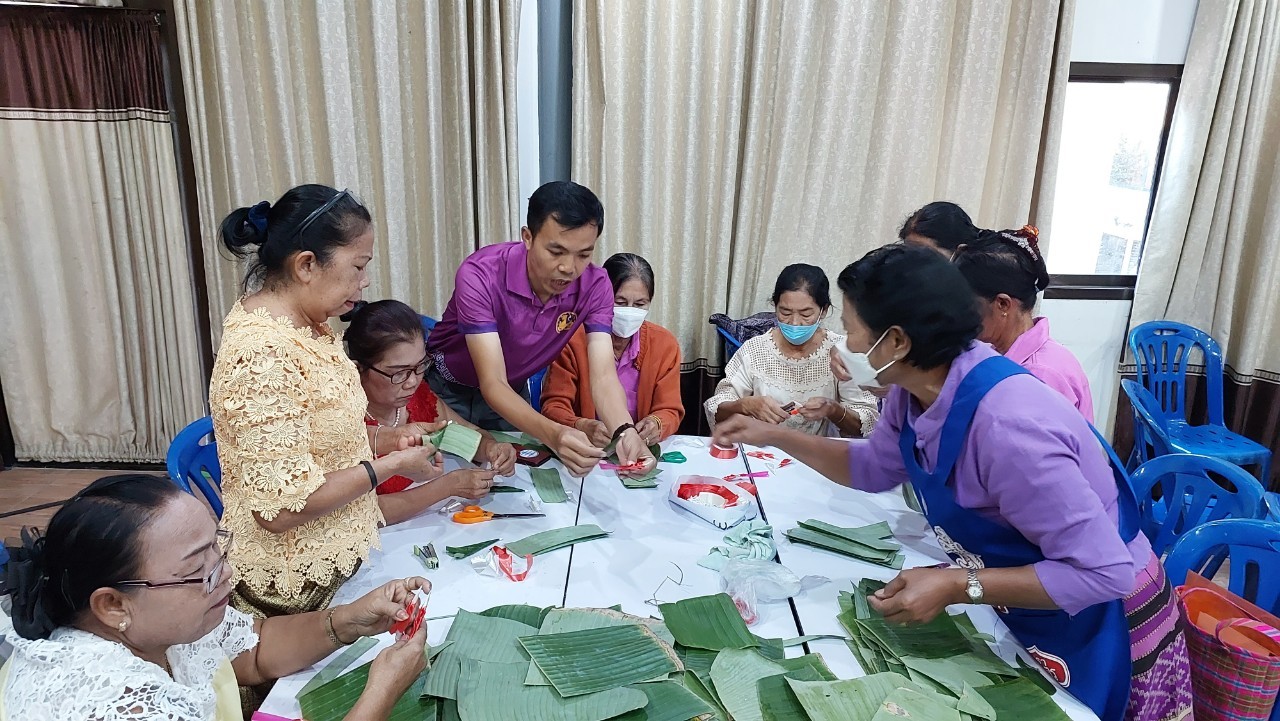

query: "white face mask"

left=612, top=306, right=648, bottom=338
left=836, top=328, right=896, bottom=388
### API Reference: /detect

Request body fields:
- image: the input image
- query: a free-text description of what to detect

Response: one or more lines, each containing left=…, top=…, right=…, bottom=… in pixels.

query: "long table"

left=257, top=435, right=1098, bottom=720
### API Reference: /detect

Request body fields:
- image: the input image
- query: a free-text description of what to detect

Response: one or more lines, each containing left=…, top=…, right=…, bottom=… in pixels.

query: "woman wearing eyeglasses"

left=209, top=186, right=442, bottom=621
left=1, top=474, right=429, bottom=721
left=344, top=299, right=517, bottom=523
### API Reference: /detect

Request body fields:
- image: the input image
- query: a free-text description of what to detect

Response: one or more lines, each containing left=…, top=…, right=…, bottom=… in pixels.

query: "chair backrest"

left=528, top=367, right=548, bottom=412
left=715, top=326, right=744, bottom=362
left=1165, top=518, right=1280, bottom=615
left=1122, top=379, right=1174, bottom=470
left=1132, top=453, right=1266, bottom=556
left=165, top=416, right=224, bottom=518
left=420, top=315, right=438, bottom=343
left=1128, top=320, right=1225, bottom=425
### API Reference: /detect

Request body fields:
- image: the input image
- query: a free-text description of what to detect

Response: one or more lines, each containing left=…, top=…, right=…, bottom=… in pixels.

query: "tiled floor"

left=0, top=468, right=119, bottom=539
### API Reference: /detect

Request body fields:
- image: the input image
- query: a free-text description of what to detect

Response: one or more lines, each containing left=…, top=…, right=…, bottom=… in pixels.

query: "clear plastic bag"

left=720, top=558, right=829, bottom=625
left=470, top=546, right=533, bottom=582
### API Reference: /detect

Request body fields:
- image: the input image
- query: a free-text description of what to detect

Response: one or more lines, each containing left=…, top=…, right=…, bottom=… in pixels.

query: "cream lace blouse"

left=704, top=329, right=880, bottom=436
left=0, top=607, right=258, bottom=721
left=209, top=302, right=383, bottom=598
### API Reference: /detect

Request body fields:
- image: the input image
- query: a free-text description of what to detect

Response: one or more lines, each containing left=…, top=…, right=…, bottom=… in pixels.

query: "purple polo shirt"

left=848, top=343, right=1150, bottom=616
left=1006, top=317, right=1095, bottom=423
left=427, top=241, right=614, bottom=387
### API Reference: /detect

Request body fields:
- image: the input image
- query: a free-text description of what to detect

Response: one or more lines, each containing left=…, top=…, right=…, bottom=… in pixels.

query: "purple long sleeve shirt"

left=849, top=343, right=1151, bottom=615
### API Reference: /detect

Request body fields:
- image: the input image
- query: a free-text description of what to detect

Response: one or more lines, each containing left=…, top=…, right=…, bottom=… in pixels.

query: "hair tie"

left=246, top=201, right=271, bottom=234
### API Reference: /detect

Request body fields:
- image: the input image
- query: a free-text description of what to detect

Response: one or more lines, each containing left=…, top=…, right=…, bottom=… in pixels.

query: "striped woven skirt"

left=1125, top=552, right=1194, bottom=721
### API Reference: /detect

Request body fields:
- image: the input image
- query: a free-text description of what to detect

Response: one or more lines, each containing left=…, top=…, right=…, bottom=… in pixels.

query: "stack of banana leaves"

left=296, top=586, right=1067, bottom=721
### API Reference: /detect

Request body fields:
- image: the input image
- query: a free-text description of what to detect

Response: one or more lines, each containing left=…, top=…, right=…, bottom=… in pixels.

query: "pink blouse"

left=1006, top=317, right=1095, bottom=423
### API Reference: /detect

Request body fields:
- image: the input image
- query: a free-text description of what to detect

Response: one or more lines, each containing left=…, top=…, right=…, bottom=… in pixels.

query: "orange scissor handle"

left=451, top=505, right=492, bottom=524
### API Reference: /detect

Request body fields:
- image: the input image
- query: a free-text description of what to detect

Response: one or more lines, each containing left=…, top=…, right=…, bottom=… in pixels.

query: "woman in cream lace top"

left=1, top=474, right=428, bottom=721
left=209, top=185, right=442, bottom=618
left=706, top=264, right=879, bottom=437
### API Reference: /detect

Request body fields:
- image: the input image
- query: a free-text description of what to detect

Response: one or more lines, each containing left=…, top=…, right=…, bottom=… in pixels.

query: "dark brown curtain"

left=1112, top=369, right=1280, bottom=490
left=678, top=360, right=725, bottom=437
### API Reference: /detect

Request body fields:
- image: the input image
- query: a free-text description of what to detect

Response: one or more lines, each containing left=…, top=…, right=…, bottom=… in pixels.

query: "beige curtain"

left=573, top=0, right=1073, bottom=360
left=1131, top=0, right=1280, bottom=380
left=174, top=0, right=522, bottom=343
left=0, top=7, right=206, bottom=462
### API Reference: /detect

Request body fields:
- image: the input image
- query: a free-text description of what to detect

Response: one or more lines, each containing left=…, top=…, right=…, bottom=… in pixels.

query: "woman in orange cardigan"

left=541, top=253, right=684, bottom=446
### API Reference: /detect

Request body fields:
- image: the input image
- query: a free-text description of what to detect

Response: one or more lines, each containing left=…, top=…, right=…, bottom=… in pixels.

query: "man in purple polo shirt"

left=426, top=181, right=655, bottom=477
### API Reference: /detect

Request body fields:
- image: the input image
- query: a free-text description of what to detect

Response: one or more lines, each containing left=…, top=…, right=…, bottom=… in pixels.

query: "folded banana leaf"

left=487, top=431, right=524, bottom=445
left=420, top=609, right=536, bottom=700
left=296, top=636, right=378, bottom=698
left=1016, top=655, right=1058, bottom=694
left=530, top=467, right=569, bottom=503
left=956, top=683, right=998, bottom=721
left=710, top=648, right=786, bottom=721
left=676, top=670, right=729, bottom=721
left=444, top=538, right=498, bottom=559
left=425, top=423, right=483, bottom=461
left=785, top=526, right=905, bottom=568
left=456, top=660, right=647, bottom=721
left=477, top=604, right=553, bottom=628
left=299, top=661, right=434, bottom=721
left=757, top=666, right=827, bottom=721
left=659, top=593, right=759, bottom=651
left=613, top=679, right=716, bottom=721
left=621, top=469, right=662, bottom=489
left=487, top=484, right=525, bottom=493
left=798, top=519, right=901, bottom=552
left=786, top=672, right=916, bottom=720
left=776, top=653, right=838, bottom=682
left=900, top=656, right=995, bottom=696
left=504, top=524, right=610, bottom=557
left=519, top=624, right=682, bottom=697
left=974, top=678, right=1071, bottom=720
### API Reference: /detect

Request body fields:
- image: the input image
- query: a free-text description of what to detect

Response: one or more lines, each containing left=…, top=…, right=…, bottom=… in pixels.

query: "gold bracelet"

left=325, top=607, right=352, bottom=646
left=836, top=406, right=849, bottom=426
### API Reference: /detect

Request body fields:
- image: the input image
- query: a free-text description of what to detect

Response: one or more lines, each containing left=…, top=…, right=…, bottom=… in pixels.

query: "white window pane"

left=1048, top=81, right=1171, bottom=275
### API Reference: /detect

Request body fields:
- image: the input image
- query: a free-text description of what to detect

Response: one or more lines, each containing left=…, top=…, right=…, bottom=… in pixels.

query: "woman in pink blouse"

left=954, top=226, right=1095, bottom=423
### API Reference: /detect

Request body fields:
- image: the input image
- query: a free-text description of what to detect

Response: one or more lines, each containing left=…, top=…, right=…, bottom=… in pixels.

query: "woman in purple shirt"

left=954, top=226, right=1095, bottom=422
left=714, top=245, right=1190, bottom=721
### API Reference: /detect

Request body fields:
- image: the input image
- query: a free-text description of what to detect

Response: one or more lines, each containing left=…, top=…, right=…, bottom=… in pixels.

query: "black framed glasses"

left=291, top=188, right=352, bottom=241
left=366, top=355, right=429, bottom=385
left=116, top=529, right=233, bottom=596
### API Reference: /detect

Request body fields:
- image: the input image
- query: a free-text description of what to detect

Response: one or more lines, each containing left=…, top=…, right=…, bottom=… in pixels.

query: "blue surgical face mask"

left=778, top=321, right=820, bottom=346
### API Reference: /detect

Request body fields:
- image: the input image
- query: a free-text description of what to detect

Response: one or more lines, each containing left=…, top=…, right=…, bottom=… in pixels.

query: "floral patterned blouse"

left=209, top=302, right=382, bottom=599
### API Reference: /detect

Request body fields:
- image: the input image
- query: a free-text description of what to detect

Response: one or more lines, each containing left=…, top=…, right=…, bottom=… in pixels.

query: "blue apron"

left=898, top=355, right=1140, bottom=721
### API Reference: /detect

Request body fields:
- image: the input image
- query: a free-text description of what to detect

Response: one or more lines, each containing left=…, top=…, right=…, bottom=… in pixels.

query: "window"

left=1045, top=64, right=1180, bottom=279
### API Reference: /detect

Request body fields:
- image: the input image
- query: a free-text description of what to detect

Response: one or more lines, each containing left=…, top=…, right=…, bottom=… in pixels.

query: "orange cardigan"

left=540, top=321, right=685, bottom=440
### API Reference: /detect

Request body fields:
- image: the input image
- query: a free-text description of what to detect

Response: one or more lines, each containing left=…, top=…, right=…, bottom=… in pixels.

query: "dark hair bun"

left=219, top=204, right=269, bottom=257
left=339, top=299, right=370, bottom=323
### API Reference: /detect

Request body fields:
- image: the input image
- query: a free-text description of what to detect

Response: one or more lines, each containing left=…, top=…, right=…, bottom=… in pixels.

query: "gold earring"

left=118, top=619, right=129, bottom=633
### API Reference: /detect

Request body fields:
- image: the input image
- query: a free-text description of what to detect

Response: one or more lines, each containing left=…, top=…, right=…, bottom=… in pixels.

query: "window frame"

left=1047, top=63, right=1182, bottom=300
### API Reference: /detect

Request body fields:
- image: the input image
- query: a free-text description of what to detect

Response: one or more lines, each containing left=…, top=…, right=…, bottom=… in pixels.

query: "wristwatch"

left=965, top=568, right=985, bottom=604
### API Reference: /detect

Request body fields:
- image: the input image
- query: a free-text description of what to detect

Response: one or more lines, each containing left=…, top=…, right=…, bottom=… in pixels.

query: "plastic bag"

left=720, top=558, right=828, bottom=625
left=470, top=546, right=533, bottom=582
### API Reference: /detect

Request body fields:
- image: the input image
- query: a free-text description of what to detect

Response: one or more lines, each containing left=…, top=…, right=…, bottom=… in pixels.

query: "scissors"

left=451, top=505, right=546, bottom=524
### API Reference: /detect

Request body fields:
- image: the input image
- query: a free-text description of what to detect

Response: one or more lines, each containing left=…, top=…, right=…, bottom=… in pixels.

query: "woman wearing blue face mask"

left=706, top=264, right=879, bottom=436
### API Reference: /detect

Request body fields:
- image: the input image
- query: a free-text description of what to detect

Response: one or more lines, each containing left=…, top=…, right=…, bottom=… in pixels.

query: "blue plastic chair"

left=419, top=314, right=438, bottom=342
left=1165, top=518, right=1280, bottom=615
left=528, top=367, right=548, bottom=412
left=165, top=416, right=223, bottom=518
left=1131, top=453, right=1266, bottom=557
left=1122, top=379, right=1175, bottom=471
left=715, top=326, right=744, bottom=363
left=1129, top=321, right=1273, bottom=483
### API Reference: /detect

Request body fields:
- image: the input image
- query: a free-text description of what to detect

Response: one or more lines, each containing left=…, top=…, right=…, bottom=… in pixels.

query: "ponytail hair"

left=953, top=225, right=1051, bottom=310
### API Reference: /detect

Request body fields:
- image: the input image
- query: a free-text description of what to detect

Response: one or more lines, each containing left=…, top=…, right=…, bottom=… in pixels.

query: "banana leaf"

left=659, top=593, right=759, bottom=651
left=519, top=624, right=682, bottom=697
left=438, top=698, right=459, bottom=721
left=873, top=686, right=962, bottom=721
left=754, top=636, right=787, bottom=661
left=425, top=423, right=483, bottom=461
left=708, top=648, right=786, bottom=721
left=758, top=666, right=826, bottom=721
left=676, top=644, right=719, bottom=683
left=296, top=636, right=378, bottom=697
left=299, top=661, right=434, bottom=721
left=504, top=524, right=611, bottom=557
left=488, top=484, right=525, bottom=493
left=851, top=614, right=971, bottom=659
left=1016, top=655, right=1057, bottom=695
left=797, top=519, right=901, bottom=553
left=785, top=527, right=905, bottom=568
left=488, top=431, right=524, bottom=445
left=973, top=678, right=1070, bottom=720
left=444, top=538, right=498, bottom=559
left=785, top=672, right=916, bottom=720
left=530, top=467, right=569, bottom=503
left=956, top=683, right=998, bottom=721
left=900, top=656, right=994, bottom=696
left=478, top=604, right=553, bottom=628
left=677, top=670, right=730, bottom=721
left=776, top=653, right=838, bottom=681
left=621, top=472, right=661, bottom=489
left=525, top=608, right=677, bottom=686
left=456, top=660, right=647, bottom=721
left=420, top=609, right=536, bottom=700
left=612, top=680, right=717, bottom=721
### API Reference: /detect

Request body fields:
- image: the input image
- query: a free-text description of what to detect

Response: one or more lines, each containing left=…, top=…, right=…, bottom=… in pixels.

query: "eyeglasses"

left=366, top=355, right=429, bottom=385
left=291, top=188, right=352, bottom=241
left=116, top=529, right=233, bottom=596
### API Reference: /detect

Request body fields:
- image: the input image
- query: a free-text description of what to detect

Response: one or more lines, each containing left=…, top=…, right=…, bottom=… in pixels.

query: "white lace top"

left=705, top=329, right=880, bottom=436
left=1, top=607, right=258, bottom=720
